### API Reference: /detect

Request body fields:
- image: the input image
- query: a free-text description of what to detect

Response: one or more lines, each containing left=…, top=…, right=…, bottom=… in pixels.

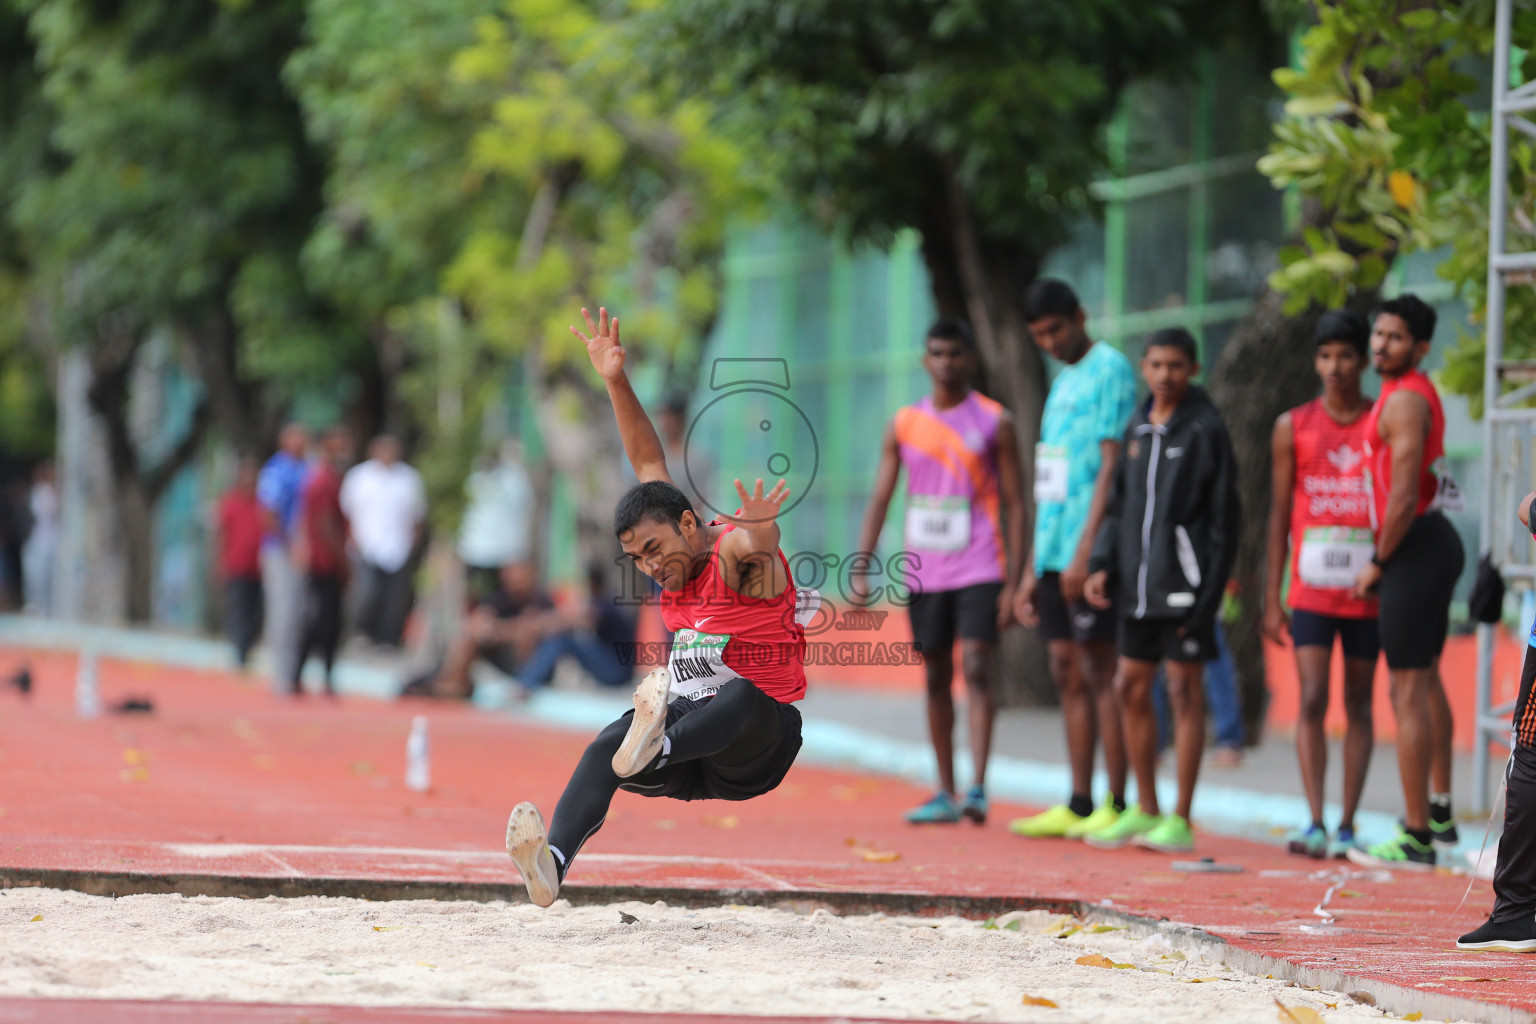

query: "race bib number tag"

left=1297, top=526, right=1375, bottom=590
left=668, top=628, right=742, bottom=700
left=1430, top=460, right=1466, bottom=513
left=905, top=495, right=971, bottom=553
left=1034, top=444, right=1069, bottom=504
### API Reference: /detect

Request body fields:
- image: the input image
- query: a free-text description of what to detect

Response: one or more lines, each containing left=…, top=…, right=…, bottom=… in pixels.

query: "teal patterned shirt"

left=1032, top=341, right=1138, bottom=574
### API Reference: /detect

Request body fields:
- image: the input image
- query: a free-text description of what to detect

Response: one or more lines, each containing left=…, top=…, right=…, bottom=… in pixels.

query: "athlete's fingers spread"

left=611, top=316, right=620, bottom=348
left=733, top=478, right=749, bottom=503
left=581, top=307, right=597, bottom=336
left=598, top=307, right=609, bottom=337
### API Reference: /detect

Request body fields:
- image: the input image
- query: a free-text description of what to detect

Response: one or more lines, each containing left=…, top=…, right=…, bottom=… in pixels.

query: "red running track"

left=0, top=649, right=1530, bottom=1023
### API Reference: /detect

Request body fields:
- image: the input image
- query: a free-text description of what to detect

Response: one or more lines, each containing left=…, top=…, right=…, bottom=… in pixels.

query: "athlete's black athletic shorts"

left=1119, top=615, right=1217, bottom=664
left=1377, top=510, right=1465, bottom=670
left=1034, top=571, right=1117, bottom=644
left=617, top=693, right=803, bottom=802
left=1289, top=608, right=1380, bottom=662
left=907, top=581, right=1003, bottom=654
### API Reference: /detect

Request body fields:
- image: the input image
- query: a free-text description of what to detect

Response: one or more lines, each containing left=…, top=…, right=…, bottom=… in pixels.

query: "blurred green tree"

left=5, top=0, right=342, bottom=619
left=649, top=0, right=1254, bottom=460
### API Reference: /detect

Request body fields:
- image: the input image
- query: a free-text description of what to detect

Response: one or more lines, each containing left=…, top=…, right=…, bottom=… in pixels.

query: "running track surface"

left=0, top=649, right=1530, bottom=1024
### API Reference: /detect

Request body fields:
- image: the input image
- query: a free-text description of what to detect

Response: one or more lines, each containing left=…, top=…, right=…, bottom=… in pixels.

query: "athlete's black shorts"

left=1119, top=616, right=1217, bottom=664
left=907, top=581, right=1003, bottom=654
left=617, top=694, right=803, bottom=802
left=1377, top=510, right=1465, bottom=670
left=1034, top=571, right=1117, bottom=644
left=1289, top=608, right=1380, bottom=662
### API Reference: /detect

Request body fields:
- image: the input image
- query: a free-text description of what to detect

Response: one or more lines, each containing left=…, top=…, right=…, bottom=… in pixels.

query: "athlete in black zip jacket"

left=1083, top=328, right=1241, bottom=853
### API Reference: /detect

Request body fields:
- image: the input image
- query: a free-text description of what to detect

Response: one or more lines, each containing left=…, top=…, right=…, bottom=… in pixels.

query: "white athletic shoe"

left=611, top=667, right=670, bottom=778
left=505, top=802, right=560, bottom=908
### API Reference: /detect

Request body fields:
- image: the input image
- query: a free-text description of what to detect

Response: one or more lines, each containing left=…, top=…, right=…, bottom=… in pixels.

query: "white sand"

left=0, top=888, right=1466, bottom=1022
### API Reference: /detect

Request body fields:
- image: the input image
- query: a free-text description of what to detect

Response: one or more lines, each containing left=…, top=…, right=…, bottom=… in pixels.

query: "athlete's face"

left=1027, top=309, right=1090, bottom=364
left=1370, top=313, right=1429, bottom=378
left=1140, top=344, right=1195, bottom=403
left=922, top=337, right=974, bottom=389
left=619, top=512, right=703, bottom=591
left=1314, top=340, right=1364, bottom=393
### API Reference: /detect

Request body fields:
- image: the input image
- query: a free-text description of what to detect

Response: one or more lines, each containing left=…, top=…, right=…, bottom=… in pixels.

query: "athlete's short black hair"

left=1023, top=278, right=1082, bottom=322
left=1378, top=293, right=1437, bottom=343
left=1313, top=309, right=1369, bottom=356
left=925, top=316, right=976, bottom=352
left=1144, top=327, right=1199, bottom=364
left=614, top=480, right=694, bottom=537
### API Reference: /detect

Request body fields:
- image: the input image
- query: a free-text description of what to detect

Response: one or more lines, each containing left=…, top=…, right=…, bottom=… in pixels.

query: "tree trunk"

left=916, top=171, right=1055, bottom=707
left=86, top=318, right=212, bottom=623
left=178, top=299, right=273, bottom=458
left=1208, top=286, right=1380, bottom=743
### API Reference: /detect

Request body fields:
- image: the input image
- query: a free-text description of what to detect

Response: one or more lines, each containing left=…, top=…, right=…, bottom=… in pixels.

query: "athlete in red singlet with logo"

left=1347, top=294, right=1465, bottom=871
left=1263, top=310, right=1378, bottom=861
left=505, top=308, right=814, bottom=907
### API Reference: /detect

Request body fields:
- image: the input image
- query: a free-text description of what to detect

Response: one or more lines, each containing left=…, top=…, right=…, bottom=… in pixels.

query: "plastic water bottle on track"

left=405, top=715, right=430, bottom=792
left=75, top=649, right=100, bottom=720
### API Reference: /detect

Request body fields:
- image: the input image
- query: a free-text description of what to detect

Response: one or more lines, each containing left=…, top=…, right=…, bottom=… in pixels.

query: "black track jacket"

left=1088, top=386, right=1240, bottom=630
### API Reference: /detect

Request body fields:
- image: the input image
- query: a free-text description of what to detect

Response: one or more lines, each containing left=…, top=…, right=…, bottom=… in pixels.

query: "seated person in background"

left=516, top=563, right=636, bottom=691
left=402, top=561, right=554, bottom=700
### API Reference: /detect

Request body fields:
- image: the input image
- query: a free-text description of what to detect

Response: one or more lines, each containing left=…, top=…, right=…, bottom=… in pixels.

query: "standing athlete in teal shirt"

left=1012, top=279, right=1137, bottom=840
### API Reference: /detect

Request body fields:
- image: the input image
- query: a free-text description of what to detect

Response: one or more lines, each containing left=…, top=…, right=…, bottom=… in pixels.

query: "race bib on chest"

left=668, top=628, right=743, bottom=700
left=1297, top=527, right=1375, bottom=589
left=1034, top=444, right=1069, bottom=504
left=905, top=495, right=971, bottom=553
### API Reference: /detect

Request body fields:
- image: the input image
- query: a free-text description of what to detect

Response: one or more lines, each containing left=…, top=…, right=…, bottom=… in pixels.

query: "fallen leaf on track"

left=1440, top=976, right=1506, bottom=983
left=29, top=915, right=41, bottom=922
left=857, top=849, right=899, bottom=862
left=701, top=814, right=739, bottom=829
left=1076, top=954, right=1116, bottom=968
left=1022, top=995, right=1058, bottom=1007
left=1274, top=1000, right=1323, bottom=1024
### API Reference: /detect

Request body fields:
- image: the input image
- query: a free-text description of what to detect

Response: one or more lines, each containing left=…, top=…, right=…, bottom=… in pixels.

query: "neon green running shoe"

left=1346, top=829, right=1435, bottom=871
left=1083, top=803, right=1160, bottom=850
left=1064, top=802, right=1121, bottom=839
left=1008, top=804, right=1085, bottom=838
left=1135, top=814, right=1194, bottom=853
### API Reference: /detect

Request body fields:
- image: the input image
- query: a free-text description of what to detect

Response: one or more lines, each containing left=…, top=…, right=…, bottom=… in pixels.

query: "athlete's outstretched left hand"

left=721, top=477, right=790, bottom=528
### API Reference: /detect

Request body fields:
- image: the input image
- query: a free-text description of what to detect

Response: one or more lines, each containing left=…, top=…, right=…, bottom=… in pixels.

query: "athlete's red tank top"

left=659, top=520, right=807, bottom=703
left=1363, top=368, right=1446, bottom=533
left=1287, top=398, right=1378, bottom=619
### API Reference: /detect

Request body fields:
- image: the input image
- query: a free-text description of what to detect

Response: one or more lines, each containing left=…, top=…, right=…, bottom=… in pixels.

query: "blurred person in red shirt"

left=290, top=426, right=353, bottom=696
left=217, top=459, right=270, bottom=668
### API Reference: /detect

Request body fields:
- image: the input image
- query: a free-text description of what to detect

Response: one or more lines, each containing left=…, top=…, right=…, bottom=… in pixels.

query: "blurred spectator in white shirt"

left=340, top=434, right=426, bottom=649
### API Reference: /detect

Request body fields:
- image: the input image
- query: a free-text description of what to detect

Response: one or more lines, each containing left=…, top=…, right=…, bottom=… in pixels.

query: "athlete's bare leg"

left=1429, top=661, right=1453, bottom=796
left=1082, top=638, right=1125, bottom=800
left=1340, top=655, right=1376, bottom=829
left=1294, top=644, right=1332, bottom=827
left=1049, top=638, right=1095, bottom=798
left=1115, top=658, right=1161, bottom=816
left=922, top=646, right=958, bottom=795
left=1389, top=664, right=1436, bottom=831
left=1165, top=660, right=1206, bottom=820
left=960, top=638, right=996, bottom=788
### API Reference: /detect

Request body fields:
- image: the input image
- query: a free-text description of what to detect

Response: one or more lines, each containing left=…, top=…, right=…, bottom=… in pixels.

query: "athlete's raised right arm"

left=572, top=306, right=672, bottom=484
left=1263, top=411, right=1295, bottom=645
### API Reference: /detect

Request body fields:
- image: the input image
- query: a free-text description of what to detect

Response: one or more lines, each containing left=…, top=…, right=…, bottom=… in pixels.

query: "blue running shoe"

left=1327, top=826, right=1362, bottom=860
left=961, top=785, right=988, bottom=824
left=905, top=791, right=962, bottom=824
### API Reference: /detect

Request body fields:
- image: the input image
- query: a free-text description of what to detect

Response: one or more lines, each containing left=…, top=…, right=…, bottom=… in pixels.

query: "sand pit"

left=0, top=887, right=1471, bottom=1022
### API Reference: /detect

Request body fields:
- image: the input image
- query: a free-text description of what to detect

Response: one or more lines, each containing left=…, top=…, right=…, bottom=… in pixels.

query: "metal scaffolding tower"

left=1476, top=0, right=1533, bottom=812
